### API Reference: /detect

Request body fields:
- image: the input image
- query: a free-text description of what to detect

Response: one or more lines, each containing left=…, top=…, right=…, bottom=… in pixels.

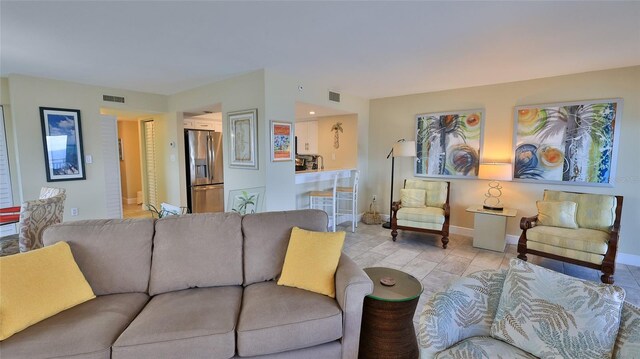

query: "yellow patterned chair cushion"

left=536, top=200, right=578, bottom=229
left=526, top=226, right=609, bottom=255
left=544, top=190, right=616, bottom=232
left=527, top=242, right=604, bottom=265
left=404, top=180, right=448, bottom=209
left=397, top=207, right=445, bottom=231
left=400, top=189, right=426, bottom=208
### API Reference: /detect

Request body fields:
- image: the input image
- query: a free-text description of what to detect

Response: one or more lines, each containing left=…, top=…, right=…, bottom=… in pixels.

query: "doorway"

left=117, top=118, right=148, bottom=218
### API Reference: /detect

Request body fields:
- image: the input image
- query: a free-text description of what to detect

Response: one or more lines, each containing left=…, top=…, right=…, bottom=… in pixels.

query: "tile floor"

left=122, top=203, right=153, bottom=219
left=339, top=222, right=640, bottom=331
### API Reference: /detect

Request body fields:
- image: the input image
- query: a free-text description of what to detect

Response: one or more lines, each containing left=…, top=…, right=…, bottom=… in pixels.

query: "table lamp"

left=478, top=162, right=512, bottom=211
left=382, top=139, right=416, bottom=229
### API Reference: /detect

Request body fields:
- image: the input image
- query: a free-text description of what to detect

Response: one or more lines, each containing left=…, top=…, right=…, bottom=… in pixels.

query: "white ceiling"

left=2, top=1, right=639, bottom=99
left=295, top=101, right=350, bottom=121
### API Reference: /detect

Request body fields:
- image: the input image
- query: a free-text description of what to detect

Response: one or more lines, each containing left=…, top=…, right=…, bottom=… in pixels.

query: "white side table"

left=465, top=206, right=517, bottom=252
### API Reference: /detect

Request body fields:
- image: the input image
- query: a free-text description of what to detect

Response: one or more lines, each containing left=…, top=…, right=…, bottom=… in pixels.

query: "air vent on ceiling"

left=328, top=91, right=341, bottom=103
left=103, top=95, right=125, bottom=103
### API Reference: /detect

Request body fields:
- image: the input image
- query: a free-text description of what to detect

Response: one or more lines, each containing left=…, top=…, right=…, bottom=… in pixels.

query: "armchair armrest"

left=418, top=269, right=506, bottom=359
left=519, top=215, right=538, bottom=230
left=335, top=253, right=373, bottom=359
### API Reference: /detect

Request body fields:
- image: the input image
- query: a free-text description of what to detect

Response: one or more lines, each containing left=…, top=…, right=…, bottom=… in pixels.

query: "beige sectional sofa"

left=0, top=209, right=373, bottom=359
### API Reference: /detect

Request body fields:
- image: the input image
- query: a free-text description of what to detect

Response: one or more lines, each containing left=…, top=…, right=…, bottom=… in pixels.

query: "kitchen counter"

left=295, top=168, right=355, bottom=184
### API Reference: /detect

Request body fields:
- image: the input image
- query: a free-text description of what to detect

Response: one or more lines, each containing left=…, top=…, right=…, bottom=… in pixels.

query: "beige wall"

left=168, top=70, right=266, bottom=208
left=317, top=114, right=358, bottom=171
left=6, top=74, right=167, bottom=220
left=117, top=121, right=142, bottom=201
left=266, top=70, right=370, bottom=212
left=369, top=66, right=640, bottom=259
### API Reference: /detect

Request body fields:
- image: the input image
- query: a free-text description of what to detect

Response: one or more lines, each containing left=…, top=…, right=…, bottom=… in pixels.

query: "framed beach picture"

left=513, top=99, right=622, bottom=186
left=270, top=121, right=293, bottom=162
left=39, top=107, right=86, bottom=182
left=227, top=187, right=265, bottom=215
left=415, top=109, right=484, bottom=178
left=228, top=109, right=258, bottom=169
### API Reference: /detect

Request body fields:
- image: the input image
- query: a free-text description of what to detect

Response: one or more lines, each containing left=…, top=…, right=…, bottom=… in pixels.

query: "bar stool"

left=336, top=170, right=359, bottom=232
left=309, top=174, right=339, bottom=232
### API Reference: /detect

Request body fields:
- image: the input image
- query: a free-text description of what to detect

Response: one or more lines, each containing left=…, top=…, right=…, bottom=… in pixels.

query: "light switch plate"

left=85, top=155, right=93, bottom=164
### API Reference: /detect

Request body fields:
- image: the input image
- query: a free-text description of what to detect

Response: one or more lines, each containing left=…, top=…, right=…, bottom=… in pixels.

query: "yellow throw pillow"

left=277, top=227, right=345, bottom=298
left=0, top=241, right=95, bottom=340
left=400, top=188, right=426, bottom=208
left=536, top=200, right=579, bottom=229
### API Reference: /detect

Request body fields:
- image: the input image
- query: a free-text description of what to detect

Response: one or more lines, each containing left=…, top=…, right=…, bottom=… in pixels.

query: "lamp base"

left=482, top=204, right=504, bottom=211
left=382, top=222, right=391, bottom=229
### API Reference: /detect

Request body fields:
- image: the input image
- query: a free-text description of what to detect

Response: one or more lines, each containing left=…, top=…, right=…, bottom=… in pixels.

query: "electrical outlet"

left=71, top=208, right=79, bottom=216
left=372, top=195, right=377, bottom=201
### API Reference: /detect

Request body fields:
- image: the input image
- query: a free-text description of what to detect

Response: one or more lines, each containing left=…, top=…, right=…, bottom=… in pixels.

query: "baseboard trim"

left=617, top=253, right=640, bottom=267
left=123, top=197, right=137, bottom=205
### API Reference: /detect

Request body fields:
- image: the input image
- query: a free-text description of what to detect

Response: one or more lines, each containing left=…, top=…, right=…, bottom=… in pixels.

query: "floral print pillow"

left=491, top=259, right=625, bottom=359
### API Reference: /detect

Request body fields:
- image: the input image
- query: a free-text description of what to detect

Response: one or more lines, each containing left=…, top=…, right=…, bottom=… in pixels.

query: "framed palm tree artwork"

left=415, top=109, right=484, bottom=178
left=513, top=99, right=622, bottom=186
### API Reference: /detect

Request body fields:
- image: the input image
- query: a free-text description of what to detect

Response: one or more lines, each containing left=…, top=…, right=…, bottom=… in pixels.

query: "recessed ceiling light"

left=309, top=111, right=316, bottom=115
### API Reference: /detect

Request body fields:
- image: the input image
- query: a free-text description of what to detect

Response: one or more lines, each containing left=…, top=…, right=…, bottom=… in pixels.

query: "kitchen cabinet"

left=296, top=120, right=318, bottom=154
left=184, top=119, right=223, bottom=132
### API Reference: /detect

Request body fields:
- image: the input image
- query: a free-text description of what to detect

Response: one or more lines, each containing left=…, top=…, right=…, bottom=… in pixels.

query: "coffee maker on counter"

left=295, top=154, right=321, bottom=172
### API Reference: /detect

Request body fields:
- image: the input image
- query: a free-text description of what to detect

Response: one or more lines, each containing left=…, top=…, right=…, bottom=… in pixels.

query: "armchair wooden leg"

left=441, top=235, right=449, bottom=249
left=517, top=253, right=528, bottom=261
left=601, top=263, right=615, bottom=284
left=391, top=229, right=398, bottom=242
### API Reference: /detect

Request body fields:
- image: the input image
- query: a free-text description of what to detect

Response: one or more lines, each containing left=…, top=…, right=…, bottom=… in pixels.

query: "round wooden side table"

left=358, top=267, right=423, bottom=359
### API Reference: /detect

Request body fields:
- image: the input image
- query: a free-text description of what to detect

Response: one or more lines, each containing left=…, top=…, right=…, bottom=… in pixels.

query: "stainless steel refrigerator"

left=185, top=129, right=224, bottom=213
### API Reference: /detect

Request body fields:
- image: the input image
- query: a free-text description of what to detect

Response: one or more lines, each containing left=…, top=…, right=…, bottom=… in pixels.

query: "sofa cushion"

left=536, top=200, right=578, bottom=229
left=491, top=259, right=625, bottom=359
left=0, top=242, right=95, bottom=340
left=237, top=281, right=342, bottom=357
left=527, top=226, right=609, bottom=255
left=278, top=227, right=345, bottom=298
left=434, top=336, right=537, bottom=359
left=400, top=188, right=426, bottom=208
left=242, top=210, right=328, bottom=286
left=418, top=270, right=507, bottom=359
left=113, top=286, right=242, bottom=359
left=544, top=190, right=617, bottom=232
left=231, top=341, right=342, bottom=359
left=405, top=180, right=448, bottom=208
left=43, top=219, right=154, bottom=295
left=613, top=302, right=640, bottom=359
left=149, top=213, right=243, bottom=295
left=0, top=293, right=148, bottom=359
left=397, top=207, right=445, bottom=224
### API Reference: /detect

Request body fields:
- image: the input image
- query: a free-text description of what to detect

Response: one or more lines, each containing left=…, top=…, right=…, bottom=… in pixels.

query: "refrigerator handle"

left=207, top=133, right=214, bottom=182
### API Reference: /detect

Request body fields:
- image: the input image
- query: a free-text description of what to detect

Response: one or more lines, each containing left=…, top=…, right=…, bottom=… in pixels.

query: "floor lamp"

left=382, top=139, right=416, bottom=229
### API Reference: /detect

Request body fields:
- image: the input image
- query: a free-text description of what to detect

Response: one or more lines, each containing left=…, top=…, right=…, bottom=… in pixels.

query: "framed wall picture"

left=39, top=107, right=86, bottom=182
left=228, top=109, right=258, bottom=169
left=415, top=109, right=484, bottom=178
left=227, top=187, right=265, bottom=215
left=513, top=99, right=622, bottom=186
left=270, top=121, right=293, bottom=162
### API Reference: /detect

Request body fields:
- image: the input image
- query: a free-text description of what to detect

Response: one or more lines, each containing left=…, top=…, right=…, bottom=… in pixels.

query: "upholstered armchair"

left=518, top=189, right=623, bottom=284
left=0, top=192, right=67, bottom=256
left=391, top=180, right=450, bottom=248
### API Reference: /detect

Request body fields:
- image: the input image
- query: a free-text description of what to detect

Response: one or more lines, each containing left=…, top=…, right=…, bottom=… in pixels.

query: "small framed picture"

left=228, top=109, right=258, bottom=169
left=227, top=187, right=265, bottom=215
left=270, top=121, right=293, bottom=162
left=40, top=107, right=86, bottom=182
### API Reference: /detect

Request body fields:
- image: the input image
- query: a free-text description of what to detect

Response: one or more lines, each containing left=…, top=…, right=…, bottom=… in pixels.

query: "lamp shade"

left=392, top=141, right=416, bottom=157
left=478, top=163, right=513, bottom=181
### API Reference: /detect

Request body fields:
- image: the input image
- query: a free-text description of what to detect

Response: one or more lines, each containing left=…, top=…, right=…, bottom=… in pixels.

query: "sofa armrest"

left=335, top=253, right=373, bottom=359
left=418, top=269, right=506, bottom=359
left=519, top=215, right=538, bottom=230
